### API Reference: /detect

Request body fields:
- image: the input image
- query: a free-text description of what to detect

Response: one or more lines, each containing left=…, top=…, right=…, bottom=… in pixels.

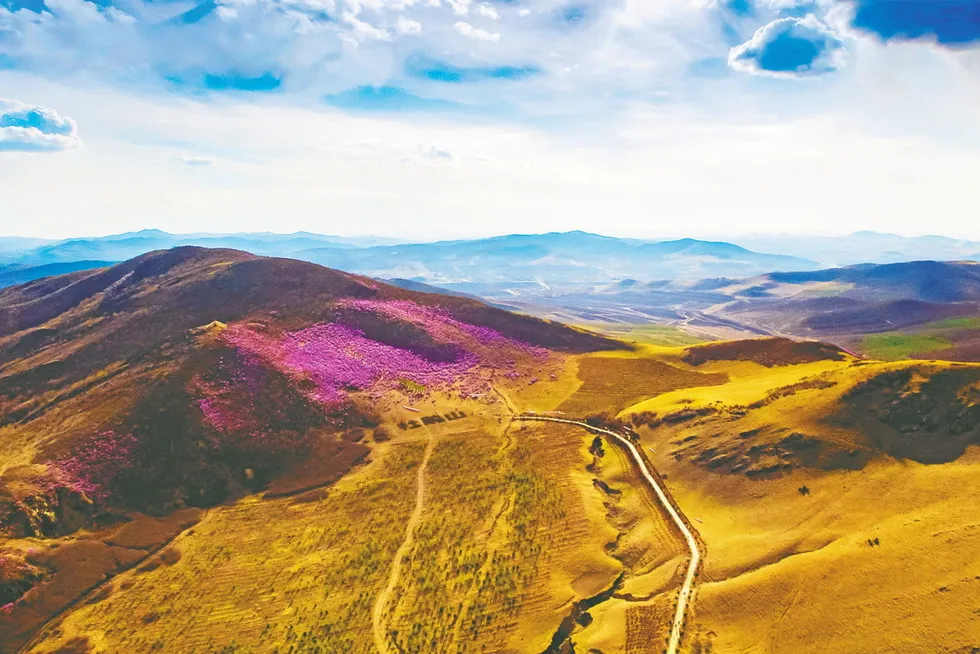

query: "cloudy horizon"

left=2, top=0, right=979, bottom=240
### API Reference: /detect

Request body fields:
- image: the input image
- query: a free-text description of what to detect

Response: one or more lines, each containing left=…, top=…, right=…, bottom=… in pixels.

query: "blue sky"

left=1, top=0, right=980, bottom=240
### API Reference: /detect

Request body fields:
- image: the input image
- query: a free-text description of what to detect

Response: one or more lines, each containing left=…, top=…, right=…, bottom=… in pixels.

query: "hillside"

left=0, top=262, right=113, bottom=290
left=610, top=339, right=980, bottom=653
left=4, top=253, right=980, bottom=654
left=0, top=247, right=619, bottom=651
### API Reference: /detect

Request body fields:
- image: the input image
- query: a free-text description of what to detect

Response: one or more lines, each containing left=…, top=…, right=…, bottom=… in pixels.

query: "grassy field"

left=557, top=351, right=727, bottom=416
left=861, top=333, right=952, bottom=361
left=857, top=315, right=980, bottom=361
left=578, top=323, right=708, bottom=348
left=28, top=440, right=428, bottom=653
left=20, top=337, right=980, bottom=653
left=613, top=342, right=980, bottom=652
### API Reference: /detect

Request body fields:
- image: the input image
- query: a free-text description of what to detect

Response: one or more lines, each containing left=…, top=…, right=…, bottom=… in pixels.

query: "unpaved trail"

left=516, top=415, right=702, bottom=654
left=372, top=432, right=437, bottom=654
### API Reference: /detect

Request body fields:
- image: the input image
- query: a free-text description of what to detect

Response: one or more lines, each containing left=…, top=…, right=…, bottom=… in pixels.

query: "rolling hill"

left=0, top=247, right=619, bottom=651
left=511, top=261, right=980, bottom=362
left=732, top=231, right=980, bottom=268
left=3, top=251, right=980, bottom=654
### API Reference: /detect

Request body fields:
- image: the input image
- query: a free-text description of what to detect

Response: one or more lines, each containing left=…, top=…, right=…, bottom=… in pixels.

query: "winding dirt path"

left=371, top=432, right=437, bottom=654
left=516, top=415, right=702, bottom=654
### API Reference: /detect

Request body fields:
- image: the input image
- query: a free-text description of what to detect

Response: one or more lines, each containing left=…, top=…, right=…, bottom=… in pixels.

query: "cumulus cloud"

left=453, top=20, right=499, bottom=42
left=476, top=4, right=498, bottom=20
left=0, top=98, right=80, bottom=151
left=395, top=15, right=422, bottom=34
left=729, top=14, right=846, bottom=77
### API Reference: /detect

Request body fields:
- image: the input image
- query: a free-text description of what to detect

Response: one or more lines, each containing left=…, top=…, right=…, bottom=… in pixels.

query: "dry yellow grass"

left=28, top=440, right=428, bottom=653
left=23, top=338, right=980, bottom=654
left=611, top=344, right=980, bottom=653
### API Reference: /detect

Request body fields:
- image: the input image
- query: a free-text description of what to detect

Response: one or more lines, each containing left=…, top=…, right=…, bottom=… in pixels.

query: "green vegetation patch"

left=862, top=333, right=952, bottom=361
left=580, top=323, right=706, bottom=347
left=925, top=317, right=980, bottom=330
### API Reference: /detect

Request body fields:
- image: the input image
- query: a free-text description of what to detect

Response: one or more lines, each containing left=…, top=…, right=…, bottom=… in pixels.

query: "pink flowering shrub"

left=52, top=431, right=138, bottom=502
left=193, top=349, right=332, bottom=464
left=218, top=299, right=554, bottom=408
left=224, top=322, right=483, bottom=405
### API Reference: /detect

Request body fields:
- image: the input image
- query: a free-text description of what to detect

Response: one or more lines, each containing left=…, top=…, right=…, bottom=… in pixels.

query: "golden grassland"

left=611, top=344, right=980, bottom=653
left=15, top=337, right=980, bottom=653
left=20, top=353, right=698, bottom=654
left=27, top=440, right=428, bottom=653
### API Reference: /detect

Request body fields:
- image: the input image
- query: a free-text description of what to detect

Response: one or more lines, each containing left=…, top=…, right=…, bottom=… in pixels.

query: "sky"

left=1, top=0, right=980, bottom=241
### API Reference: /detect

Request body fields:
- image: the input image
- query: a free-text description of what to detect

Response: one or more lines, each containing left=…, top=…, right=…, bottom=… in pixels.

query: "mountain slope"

left=0, top=262, right=113, bottom=290
left=0, top=247, right=619, bottom=649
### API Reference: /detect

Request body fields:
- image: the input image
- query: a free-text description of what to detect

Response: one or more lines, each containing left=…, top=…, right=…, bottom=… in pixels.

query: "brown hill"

left=0, top=247, right=620, bottom=648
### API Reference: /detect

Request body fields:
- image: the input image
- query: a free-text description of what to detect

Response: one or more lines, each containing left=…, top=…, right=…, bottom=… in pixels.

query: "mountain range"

left=5, top=229, right=980, bottom=293
left=0, top=230, right=820, bottom=288
left=731, top=231, right=980, bottom=267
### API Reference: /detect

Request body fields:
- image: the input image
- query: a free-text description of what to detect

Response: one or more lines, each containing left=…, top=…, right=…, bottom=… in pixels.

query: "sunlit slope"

left=0, top=247, right=620, bottom=651
left=611, top=338, right=980, bottom=653
left=16, top=329, right=716, bottom=654
left=23, top=400, right=690, bottom=653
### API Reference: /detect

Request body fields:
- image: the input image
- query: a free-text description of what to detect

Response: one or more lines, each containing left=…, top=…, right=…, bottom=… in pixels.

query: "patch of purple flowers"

left=224, top=321, right=485, bottom=405
left=212, top=299, right=559, bottom=409
left=52, top=431, right=138, bottom=502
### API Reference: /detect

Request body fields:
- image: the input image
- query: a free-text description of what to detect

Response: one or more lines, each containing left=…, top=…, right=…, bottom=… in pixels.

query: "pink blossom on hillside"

left=223, top=321, right=487, bottom=405
left=53, top=431, right=138, bottom=502
left=341, top=299, right=549, bottom=358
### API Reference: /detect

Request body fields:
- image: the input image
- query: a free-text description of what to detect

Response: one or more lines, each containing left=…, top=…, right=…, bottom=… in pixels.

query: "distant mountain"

left=703, top=261, right=980, bottom=338
left=0, top=260, right=112, bottom=289
left=732, top=231, right=980, bottom=268
left=0, top=230, right=405, bottom=267
left=0, top=236, right=58, bottom=254
left=300, top=231, right=819, bottom=285
left=761, top=260, right=980, bottom=303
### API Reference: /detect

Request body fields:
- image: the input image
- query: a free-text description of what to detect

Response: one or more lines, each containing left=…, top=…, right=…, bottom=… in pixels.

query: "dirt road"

left=372, top=433, right=437, bottom=654
left=516, top=415, right=702, bottom=654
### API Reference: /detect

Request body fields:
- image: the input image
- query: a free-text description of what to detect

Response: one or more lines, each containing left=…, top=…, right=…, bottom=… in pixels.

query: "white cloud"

left=729, top=15, right=847, bottom=78
left=4, top=78, right=980, bottom=243
left=446, top=0, right=469, bottom=15
left=453, top=20, right=499, bottom=42
left=0, top=98, right=80, bottom=152
left=395, top=15, right=422, bottom=34
left=476, top=4, right=498, bottom=20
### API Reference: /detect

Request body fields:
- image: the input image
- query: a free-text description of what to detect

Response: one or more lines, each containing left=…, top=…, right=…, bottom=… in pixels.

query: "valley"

left=2, top=249, right=979, bottom=653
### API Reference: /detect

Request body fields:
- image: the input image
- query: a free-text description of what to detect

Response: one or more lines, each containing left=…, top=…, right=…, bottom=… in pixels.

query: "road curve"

left=515, top=415, right=702, bottom=654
